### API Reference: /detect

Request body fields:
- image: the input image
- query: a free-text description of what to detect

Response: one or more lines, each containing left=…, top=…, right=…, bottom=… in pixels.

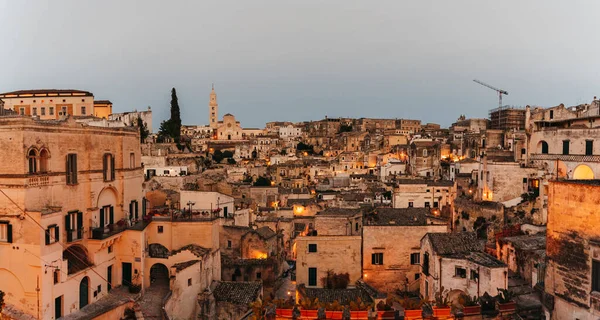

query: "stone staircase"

left=508, top=272, right=543, bottom=320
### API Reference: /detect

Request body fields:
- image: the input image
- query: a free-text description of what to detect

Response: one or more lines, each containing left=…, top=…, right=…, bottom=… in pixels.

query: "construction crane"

left=473, top=79, right=508, bottom=109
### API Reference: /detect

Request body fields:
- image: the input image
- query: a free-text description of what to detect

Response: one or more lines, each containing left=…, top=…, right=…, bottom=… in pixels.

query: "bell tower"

left=209, top=84, right=218, bottom=128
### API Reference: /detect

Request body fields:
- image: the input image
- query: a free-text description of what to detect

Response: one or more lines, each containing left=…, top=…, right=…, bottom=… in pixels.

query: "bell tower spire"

left=209, top=84, right=218, bottom=128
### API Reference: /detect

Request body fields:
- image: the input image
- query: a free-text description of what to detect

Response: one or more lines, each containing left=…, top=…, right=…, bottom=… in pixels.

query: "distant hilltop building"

left=209, top=84, right=219, bottom=128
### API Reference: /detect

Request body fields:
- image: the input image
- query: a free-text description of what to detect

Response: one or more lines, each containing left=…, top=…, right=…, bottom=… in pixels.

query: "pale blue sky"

left=1, top=1, right=599, bottom=130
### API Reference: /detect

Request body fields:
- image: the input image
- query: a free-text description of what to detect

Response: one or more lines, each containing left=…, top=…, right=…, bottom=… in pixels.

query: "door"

left=122, top=262, right=132, bottom=287
left=308, top=267, right=317, bottom=286
left=55, top=296, right=62, bottom=319
left=223, top=206, right=228, bottom=218
left=107, top=265, right=113, bottom=292
left=79, top=277, right=89, bottom=309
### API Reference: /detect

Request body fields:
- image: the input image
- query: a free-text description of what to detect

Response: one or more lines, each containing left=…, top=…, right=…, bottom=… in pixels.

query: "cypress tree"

left=170, top=88, right=182, bottom=141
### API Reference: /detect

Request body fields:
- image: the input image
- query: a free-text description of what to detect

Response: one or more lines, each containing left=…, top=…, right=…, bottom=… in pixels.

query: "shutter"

left=103, top=155, right=107, bottom=181
left=66, top=156, right=70, bottom=184
left=65, top=214, right=72, bottom=242
left=7, top=224, right=12, bottom=243
left=111, top=155, right=115, bottom=180
left=45, top=229, right=50, bottom=245
left=100, top=208, right=105, bottom=227
left=380, top=253, right=383, bottom=265
left=142, top=198, right=146, bottom=218
left=371, top=254, right=376, bottom=265
left=134, top=201, right=139, bottom=220
left=109, top=207, right=114, bottom=224
left=73, top=155, right=77, bottom=184
left=129, top=202, right=133, bottom=220
left=55, top=226, right=60, bottom=242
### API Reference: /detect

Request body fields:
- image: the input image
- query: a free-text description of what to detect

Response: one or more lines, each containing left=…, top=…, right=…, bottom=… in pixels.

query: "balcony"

left=530, top=153, right=600, bottom=163
left=90, top=220, right=149, bottom=240
left=28, top=175, right=50, bottom=187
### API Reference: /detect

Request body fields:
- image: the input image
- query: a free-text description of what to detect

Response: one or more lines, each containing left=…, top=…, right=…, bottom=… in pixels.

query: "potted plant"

left=399, top=295, right=423, bottom=319
left=496, top=288, right=516, bottom=312
left=459, top=294, right=481, bottom=315
left=432, top=287, right=451, bottom=317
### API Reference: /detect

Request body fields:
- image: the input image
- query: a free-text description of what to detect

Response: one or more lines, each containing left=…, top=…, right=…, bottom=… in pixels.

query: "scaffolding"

left=489, top=106, right=526, bottom=130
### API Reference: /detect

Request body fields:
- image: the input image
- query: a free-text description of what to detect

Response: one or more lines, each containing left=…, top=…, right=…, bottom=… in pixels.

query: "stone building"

left=420, top=232, right=508, bottom=302
left=396, top=119, right=422, bottom=134
left=392, top=179, right=455, bottom=213
left=93, top=100, right=113, bottom=119
left=215, top=114, right=244, bottom=141
left=108, top=107, right=153, bottom=133
left=0, top=116, right=144, bottom=319
left=362, top=208, right=448, bottom=293
left=543, top=180, right=600, bottom=319
left=408, top=140, right=441, bottom=178
left=209, top=84, right=219, bottom=128
left=0, top=89, right=99, bottom=119
left=211, top=281, right=262, bottom=320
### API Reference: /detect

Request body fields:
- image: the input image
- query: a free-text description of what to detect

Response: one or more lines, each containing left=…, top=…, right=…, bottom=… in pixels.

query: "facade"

left=544, top=180, right=600, bottom=319
left=108, top=107, right=153, bottom=133
left=362, top=208, right=448, bottom=293
left=408, top=141, right=441, bottom=178
left=397, top=119, right=422, bottom=134
left=215, top=114, right=243, bottom=141
left=0, top=116, right=144, bottom=319
left=392, top=179, right=455, bottom=211
left=93, top=100, right=113, bottom=119
left=420, top=232, right=507, bottom=302
left=179, top=191, right=235, bottom=218
left=0, top=89, right=96, bottom=119
left=489, top=106, right=526, bottom=130
left=295, top=235, right=362, bottom=288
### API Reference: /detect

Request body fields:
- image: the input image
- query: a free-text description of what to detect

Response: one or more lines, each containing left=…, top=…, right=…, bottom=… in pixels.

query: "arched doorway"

left=537, top=141, right=549, bottom=154
left=79, top=276, right=90, bottom=309
left=573, top=164, right=594, bottom=180
left=228, top=134, right=231, bottom=140
left=150, top=263, right=169, bottom=286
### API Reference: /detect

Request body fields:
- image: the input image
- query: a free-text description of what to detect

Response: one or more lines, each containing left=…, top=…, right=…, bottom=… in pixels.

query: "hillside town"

left=1, top=86, right=600, bottom=320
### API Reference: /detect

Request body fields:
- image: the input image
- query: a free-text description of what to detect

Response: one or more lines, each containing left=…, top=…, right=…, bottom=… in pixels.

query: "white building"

left=380, top=158, right=406, bottom=181
left=279, top=124, right=303, bottom=139
left=179, top=191, right=235, bottom=218
left=144, top=166, right=188, bottom=178
left=109, top=107, right=153, bottom=133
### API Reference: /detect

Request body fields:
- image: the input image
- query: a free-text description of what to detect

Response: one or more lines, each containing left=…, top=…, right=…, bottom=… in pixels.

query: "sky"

left=1, top=1, right=600, bottom=131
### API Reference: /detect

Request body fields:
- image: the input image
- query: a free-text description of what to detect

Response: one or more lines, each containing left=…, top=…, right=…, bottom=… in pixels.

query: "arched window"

left=39, top=149, right=49, bottom=173
left=423, top=149, right=428, bottom=157
left=28, top=149, right=37, bottom=174
left=540, top=141, right=549, bottom=154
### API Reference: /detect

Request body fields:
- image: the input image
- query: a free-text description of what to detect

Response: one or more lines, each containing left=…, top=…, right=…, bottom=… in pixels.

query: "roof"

left=364, top=208, right=430, bottom=226
left=316, top=207, right=363, bottom=216
left=396, top=179, right=454, bottom=187
left=555, top=179, right=600, bottom=187
left=172, top=260, right=200, bottom=272
left=447, top=251, right=506, bottom=268
left=499, top=234, right=546, bottom=251
left=254, top=226, right=277, bottom=239
left=299, top=285, right=373, bottom=304
left=426, top=232, right=483, bottom=255
left=171, top=244, right=210, bottom=257
left=221, top=255, right=273, bottom=267
left=212, top=281, right=262, bottom=305
left=411, top=141, right=439, bottom=147
left=459, top=158, right=479, bottom=164
left=93, top=100, right=112, bottom=105
left=0, top=89, right=93, bottom=97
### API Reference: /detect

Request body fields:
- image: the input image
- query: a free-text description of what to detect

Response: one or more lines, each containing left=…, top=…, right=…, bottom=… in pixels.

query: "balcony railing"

left=28, top=175, right=50, bottom=187
left=530, top=153, right=600, bottom=162
left=89, top=220, right=149, bottom=240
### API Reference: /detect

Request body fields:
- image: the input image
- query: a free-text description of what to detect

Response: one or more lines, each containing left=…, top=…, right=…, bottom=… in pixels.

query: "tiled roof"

left=172, top=260, right=200, bottom=272
left=171, top=244, right=210, bottom=257
left=499, top=234, right=546, bottom=251
left=364, top=208, right=430, bottom=226
left=221, top=254, right=273, bottom=267
left=94, top=100, right=112, bottom=105
left=426, top=232, right=483, bottom=255
left=316, top=208, right=363, bottom=216
left=447, top=252, right=506, bottom=268
left=298, top=285, right=373, bottom=304
left=212, top=281, right=262, bottom=305
left=255, top=226, right=277, bottom=239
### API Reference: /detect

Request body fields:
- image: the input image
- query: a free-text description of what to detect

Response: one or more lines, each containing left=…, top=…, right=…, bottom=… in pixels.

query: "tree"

left=339, top=124, right=353, bottom=133
left=227, top=158, right=236, bottom=165
left=170, top=88, right=181, bottom=141
left=136, top=116, right=150, bottom=143
left=212, top=150, right=224, bottom=163
left=253, top=176, right=272, bottom=187
left=222, top=150, right=234, bottom=158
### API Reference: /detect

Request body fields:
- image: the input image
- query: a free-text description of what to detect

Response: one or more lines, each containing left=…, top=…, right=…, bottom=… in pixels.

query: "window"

left=108, top=245, right=113, bottom=253
left=549, top=110, right=554, bottom=120
left=97, top=284, right=102, bottom=293
left=103, top=154, right=115, bottom=181
left=158, top=226, right=164, bottom=233
left=19, top=107, right=25, bottom=115
left=65, top=211, right=83, bottom=242
left=39, top=149, right=49, bottom=173
left=256, top=272, right=262, bottom=279
left=66, top=154, right=78, bottom=185
left=415, top=273, right=420, bottom=280
left=227, top=240, right=232, bottom=248
left=308, top=244, right=317, bottom=253
left=455, top=267, right=467, bottom=278
left=521, top=148, right=526, bottom=155
left=32, top=107, right=37, bottom=116
left=129, top=153, right=135, bottom=168
left=470, top=270, right=479, bottom=281
left=163, top=170, right=170, bottom=175
left=410, top=253, right=420, bottom=265
left=41, top=107, right=46, bottom=116
left=308, top=268, right=317, bottom=286
left=45, top=224, right=59, bottom=245
left=129, top=200, right=139, bottom=221
left=0, top=222, right=12, bottom=243
left=54, top=269, right=60, bottom=284
left=28, top=149, right=37, bottom=174
left=423, top=149, right=428, bottom=157
left=49, top=107, right=54, bottom=115
left=61, top=106, right=67, bottom=114
left=81, top=106, right=86, bottom=115
left=433, top=202, right=439, bottom=208
left=188, top=278, right=192, bottom=286
left=408, top=202, right=413, bottom=208
left=562, top=140, right=570, bottom=155
left=586, top=140, right=594, bottom=156
left=425, top=202, right=430, bottom=208
left=100, top=205, right=113, bottom=227
left=523, top=177, right=527, bottom=184
left=593, top=260, right=600, bottom=292
left=372, top=253, right=384, bottom=265
left=355, top=222, right=359, bottom=232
